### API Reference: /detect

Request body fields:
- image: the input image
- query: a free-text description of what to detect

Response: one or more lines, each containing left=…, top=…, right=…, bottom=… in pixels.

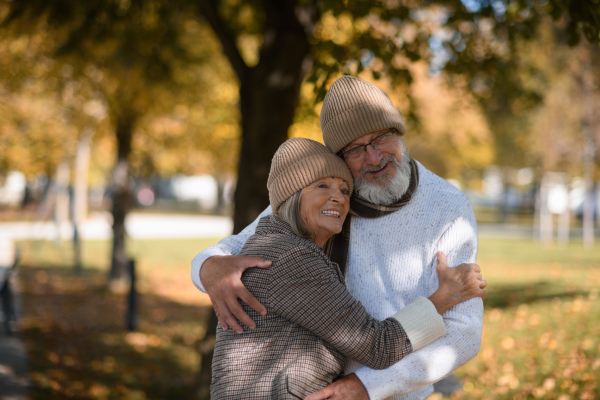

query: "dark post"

left=126, top=258, right=137, bottom=331
left=1, top=278, right=15, bottom=337
left=69, top=187, right=82, bottom=274
left=1, top=247, right=20, bottom=337
left=73, top=224, right=82, bottom=275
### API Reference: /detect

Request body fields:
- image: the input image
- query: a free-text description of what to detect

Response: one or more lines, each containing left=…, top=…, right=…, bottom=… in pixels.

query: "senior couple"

left=192, top=75, right=487, bottom=399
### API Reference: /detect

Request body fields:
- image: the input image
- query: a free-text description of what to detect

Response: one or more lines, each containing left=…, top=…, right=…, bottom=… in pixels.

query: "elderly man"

left=191, top=75, right=484, bottom=400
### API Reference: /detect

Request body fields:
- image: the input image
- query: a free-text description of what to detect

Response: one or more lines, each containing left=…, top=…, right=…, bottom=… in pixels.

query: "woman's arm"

left=268, top=247, right=445, bottom=370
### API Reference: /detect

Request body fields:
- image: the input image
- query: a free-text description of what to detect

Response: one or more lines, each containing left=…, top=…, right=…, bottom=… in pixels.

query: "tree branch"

left=198, top=0, right=248, bottom=80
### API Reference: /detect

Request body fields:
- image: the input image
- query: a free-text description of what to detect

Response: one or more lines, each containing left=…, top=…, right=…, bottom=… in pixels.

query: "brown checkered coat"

left=211, top=215, right=413, bottom=399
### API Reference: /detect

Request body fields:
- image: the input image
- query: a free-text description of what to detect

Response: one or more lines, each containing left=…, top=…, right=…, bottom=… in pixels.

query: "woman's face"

left=300, top=176, right=350, bottom=247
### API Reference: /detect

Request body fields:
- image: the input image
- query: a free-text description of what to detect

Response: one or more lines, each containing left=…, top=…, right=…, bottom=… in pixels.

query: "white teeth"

left=370, top=162, right=387, bottom=173
left=322, top=210, right=340, bottom=217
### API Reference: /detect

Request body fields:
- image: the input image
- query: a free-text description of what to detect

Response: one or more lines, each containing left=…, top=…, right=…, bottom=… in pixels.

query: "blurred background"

left=0, top=0, right=599, bottom=399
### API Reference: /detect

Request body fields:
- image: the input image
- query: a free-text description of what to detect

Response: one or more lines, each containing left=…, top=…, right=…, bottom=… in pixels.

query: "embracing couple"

left=191, top=75, right=487, bottom=400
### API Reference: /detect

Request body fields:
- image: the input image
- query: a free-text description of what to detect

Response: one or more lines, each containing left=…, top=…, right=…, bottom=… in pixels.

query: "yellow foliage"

left=404, top=63, right=493, bottom=181
left=315, top=11, right=356, bottom=46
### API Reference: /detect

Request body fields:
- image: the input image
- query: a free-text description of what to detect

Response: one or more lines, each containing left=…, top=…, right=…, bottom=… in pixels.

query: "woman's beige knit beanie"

left=320, top=75, right=407, bottom=154
left=267, top=137, right=354, bottom=213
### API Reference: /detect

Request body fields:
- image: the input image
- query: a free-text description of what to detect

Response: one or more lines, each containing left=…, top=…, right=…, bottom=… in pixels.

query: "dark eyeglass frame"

left=337, top=128, right=399, bottom=161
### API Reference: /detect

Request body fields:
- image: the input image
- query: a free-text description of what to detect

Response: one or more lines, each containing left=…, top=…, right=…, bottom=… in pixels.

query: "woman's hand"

left=428, top=251, right=487, bottom=315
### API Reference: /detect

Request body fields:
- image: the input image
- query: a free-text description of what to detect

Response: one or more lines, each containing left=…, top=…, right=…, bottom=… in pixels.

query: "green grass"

left=15, top=237, right=222, bottom=400
left=14, top=236, right=600, bottom=399
left=451, top=238, right=600, bottom=400
left=473, top=206, right=536, bottom=226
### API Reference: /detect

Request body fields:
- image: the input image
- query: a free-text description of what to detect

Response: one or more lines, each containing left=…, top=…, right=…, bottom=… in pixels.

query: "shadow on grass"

left=484, top=281, right=588, bottom=309
left=21, top=263, right=590, bottom=398
left=17, top=264, right=214, bottom=400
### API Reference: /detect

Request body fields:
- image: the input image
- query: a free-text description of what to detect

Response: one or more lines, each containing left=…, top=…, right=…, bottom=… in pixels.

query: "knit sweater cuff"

left=391, top=296, right=446, bottom=351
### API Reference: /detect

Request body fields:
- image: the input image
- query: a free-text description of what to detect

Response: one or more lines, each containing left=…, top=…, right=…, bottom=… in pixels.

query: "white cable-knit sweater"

left=191, top=161, right=483, bottom=400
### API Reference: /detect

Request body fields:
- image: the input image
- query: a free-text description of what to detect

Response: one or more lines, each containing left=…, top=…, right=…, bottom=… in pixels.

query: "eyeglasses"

left=338, top=128, right=399, bottom=162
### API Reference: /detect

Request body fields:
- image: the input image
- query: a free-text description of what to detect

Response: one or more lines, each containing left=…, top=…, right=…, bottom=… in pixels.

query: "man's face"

left=340, top=128, right=412, bottom=205
left=341, top=129, right=404, bottom=182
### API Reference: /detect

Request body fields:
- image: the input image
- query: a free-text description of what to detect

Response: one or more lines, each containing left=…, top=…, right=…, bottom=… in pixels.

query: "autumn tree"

left=189, top=0, right=600, bottom=231
left=0, top=20, right=83, bottom=179
left=409, top=1, right=600, bottom=224
left=1, top=1, right=237, bottom=284
left=6, top=0, right=599, bottom=234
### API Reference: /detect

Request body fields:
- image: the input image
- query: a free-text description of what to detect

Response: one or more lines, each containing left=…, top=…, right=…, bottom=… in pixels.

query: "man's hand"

left=429, top=251, right=487, bottom=315
left=304, top=374, right=369, bottom=400
left=200, top=255, right=272, bottom=332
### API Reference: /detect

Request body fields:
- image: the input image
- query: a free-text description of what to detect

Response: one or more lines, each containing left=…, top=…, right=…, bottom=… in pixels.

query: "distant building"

left=0, top=171, right=26, bottom=207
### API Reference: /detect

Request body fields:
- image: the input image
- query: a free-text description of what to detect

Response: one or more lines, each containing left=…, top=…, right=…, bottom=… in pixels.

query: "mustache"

left=360, top=155, right=399, bottom=176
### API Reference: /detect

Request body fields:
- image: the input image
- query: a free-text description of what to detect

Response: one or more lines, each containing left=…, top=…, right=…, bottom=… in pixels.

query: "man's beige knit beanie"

left=320, top=75, right=407, bottom=154
left=267, top=137, right=354, bottom=213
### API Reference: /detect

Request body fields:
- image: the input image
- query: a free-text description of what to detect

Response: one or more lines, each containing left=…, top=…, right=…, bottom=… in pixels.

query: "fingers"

left=224, top=288, right=259, bottom=332
left=304, top=388, right=331, bottom=400
left=240, top=290, right=267, bottom=317
left=213, top=286, right=267, bottom=333
left=212, top=301, right=228, bottom=330
left=472, top=281, right=487, bottom=300
left=239, top=256, right=272, bottom=270
left=230, top=290, right=265, bottom=330
left=457, top=263, right=483, bottom=283
left=224, top=306, right=251, bottom=333
left=436, top=251, right=448, bottom=267
left=213, top=298, right=244, bottom=333
left=434, top=255, right=488, bottom=305
left=210, top=286, right=257, bottom=332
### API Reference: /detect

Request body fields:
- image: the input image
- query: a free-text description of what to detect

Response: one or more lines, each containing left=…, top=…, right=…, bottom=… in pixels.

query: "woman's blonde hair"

left=276, top=190, right=312, bottom=241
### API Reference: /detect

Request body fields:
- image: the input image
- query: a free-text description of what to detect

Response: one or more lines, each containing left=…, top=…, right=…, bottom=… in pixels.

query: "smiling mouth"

left=322, top=210, right=340, bottom=218
left=368, top=162, right=388, bottom=174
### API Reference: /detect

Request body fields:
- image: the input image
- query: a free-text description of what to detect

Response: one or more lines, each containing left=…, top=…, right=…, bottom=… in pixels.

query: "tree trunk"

left=74, top=128, right=93, bottom=225
left=195, top=3, right=316, bottom=399
left=72, top=128, right=93, bottom=273
left=581, top=45, right=596, bottom=248
left=109, top=116, right=135, bottom=286
left=232, top=1, right=314, bottom=233
left=53, top=160, right=71, bottom=242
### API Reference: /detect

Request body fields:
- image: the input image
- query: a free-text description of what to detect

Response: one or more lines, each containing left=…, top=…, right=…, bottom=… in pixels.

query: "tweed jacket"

left=211, top=215, right=414, bottom=400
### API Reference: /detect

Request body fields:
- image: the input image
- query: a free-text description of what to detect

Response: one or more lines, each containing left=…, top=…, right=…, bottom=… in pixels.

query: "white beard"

left=354, top=143, right=412, bottom=206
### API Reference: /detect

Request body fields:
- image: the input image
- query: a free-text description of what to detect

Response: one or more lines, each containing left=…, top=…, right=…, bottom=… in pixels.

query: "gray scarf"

left=323, top=158, right=420, bottom=275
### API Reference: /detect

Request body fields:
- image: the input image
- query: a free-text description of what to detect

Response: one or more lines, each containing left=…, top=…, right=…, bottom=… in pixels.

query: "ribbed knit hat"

left=267, top=137, right=354, bottom=213
left=320, top=75, right=407, bottom=154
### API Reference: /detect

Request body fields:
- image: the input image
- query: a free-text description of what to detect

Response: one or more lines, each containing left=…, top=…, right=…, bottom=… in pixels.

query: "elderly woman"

left=211, top=138, right=482, bottom=399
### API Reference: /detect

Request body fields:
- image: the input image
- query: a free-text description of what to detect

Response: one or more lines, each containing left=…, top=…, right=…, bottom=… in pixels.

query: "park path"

left=0, top=211, right=233, bottom=241
left=0, top=211, right=538, bottom=241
